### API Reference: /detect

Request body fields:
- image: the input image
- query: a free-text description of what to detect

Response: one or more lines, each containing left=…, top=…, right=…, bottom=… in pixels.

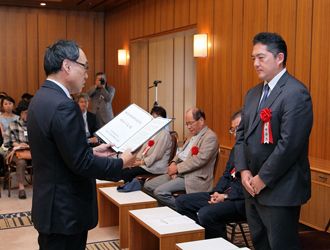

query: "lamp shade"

left=118, top=49, right=127, bottom=66
left=193, top=34, right=208, bottom=58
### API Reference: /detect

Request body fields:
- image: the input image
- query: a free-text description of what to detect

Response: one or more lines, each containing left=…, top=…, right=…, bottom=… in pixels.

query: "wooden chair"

left=136, top=131, right=178, bottom=186
left=299, top=218, right=330, bottom=250
left=225, top=220, right=250, bottom=248
left=3, top=160, right=33, bottom=197
left=171, top=147, right=220, bottom=198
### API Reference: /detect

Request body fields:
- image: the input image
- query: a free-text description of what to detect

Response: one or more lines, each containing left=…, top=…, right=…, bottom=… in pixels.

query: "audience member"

left=122, top=106, right=172, bottom=183
left=76, top=93, right=99, bottom=147
left=0, top=96, right=19, bottom=156
left=235, top=32, right=313, bottom=249
left=176, top=109, right=245, bottom=239
left=27, top=39, right=136, bottom=249
left=0, top=91, right=7, bottom=114
left=4, top=100, right=31, bottom=199
left=144, top=108, right=219, bottom=210
left=87, top=72, right=115, bottom=127
left=21, top=93, right=33, bottom=101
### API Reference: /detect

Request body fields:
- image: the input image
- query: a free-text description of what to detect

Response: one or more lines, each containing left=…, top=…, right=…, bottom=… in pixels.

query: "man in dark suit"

left=87, top=72, right=115, bottom=128
left=76, top=92, right=99, bottom=147
left=234, top=32, right=313, bottom=249
left=27, top=39, right=136, bottom=250
left=176, top=109, right=245, bottom=239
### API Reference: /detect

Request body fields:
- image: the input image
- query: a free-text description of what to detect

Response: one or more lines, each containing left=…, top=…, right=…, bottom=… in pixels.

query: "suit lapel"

left=246, top=72, right=289, bottom=139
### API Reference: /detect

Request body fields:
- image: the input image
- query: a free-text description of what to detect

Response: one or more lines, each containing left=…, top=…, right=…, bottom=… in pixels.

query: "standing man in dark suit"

left=27, top=39, right=136, bottom=250
left=234, top=32, right=313, bottom=249
left=87, top=72, right=115, bottom=128
left=76, top=93, right=99, bottom=147
left=176, top=109, right=245, bottom=239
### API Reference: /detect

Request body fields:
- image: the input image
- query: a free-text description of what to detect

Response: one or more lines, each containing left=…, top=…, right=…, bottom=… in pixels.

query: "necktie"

left=258, top=84, right=269, bottom=114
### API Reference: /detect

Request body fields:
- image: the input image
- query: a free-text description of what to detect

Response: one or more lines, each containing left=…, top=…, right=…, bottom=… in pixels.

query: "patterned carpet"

left=86, top=240, right=121, bottom=250
left=0, top=211, right=32, bottom=230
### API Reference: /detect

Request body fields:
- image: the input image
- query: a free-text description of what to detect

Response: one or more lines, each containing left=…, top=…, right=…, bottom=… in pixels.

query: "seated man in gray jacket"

left=144, top=108, right=219, bottom=210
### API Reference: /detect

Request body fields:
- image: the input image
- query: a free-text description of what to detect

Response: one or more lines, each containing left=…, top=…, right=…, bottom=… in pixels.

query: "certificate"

left=95, top=104, right=174, bottom=153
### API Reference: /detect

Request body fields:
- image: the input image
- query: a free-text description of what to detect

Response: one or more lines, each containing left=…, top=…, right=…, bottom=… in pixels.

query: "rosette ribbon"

left=142, top=140, right=155, bottom=156
left=259, top=108, right=273, bottom=144
left=191, top=146, right=199, bottom=156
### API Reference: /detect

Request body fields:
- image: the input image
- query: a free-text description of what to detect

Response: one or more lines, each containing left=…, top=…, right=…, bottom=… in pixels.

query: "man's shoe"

left=19, top=190, right=26, bottom=199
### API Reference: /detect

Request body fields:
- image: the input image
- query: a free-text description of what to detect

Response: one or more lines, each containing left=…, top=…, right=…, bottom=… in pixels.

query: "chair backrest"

left=213, top=147, right=220, bottom=178
left=168, top=131, right=178, bottom=163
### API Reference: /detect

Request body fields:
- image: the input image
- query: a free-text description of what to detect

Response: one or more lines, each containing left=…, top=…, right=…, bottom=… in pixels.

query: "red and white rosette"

left=259, top=108, right=273, bottom=144
left=191, top=146, right=199, bottom=156
left=142, top=140, right=155, bottom=156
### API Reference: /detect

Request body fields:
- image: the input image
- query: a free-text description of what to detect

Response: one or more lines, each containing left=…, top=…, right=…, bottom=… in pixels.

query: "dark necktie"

left=258, top=84, right=269, bottom=114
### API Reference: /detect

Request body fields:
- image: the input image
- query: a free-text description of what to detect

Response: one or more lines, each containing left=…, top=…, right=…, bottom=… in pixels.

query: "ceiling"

left=0, top=0, right=131, bottom=12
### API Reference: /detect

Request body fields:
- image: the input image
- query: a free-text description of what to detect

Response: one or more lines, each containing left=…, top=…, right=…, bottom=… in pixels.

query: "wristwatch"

left=224, top=194, right=229, bottom=200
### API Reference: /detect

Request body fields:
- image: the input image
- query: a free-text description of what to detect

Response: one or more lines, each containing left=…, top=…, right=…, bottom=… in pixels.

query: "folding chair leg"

left=238, top=223, right=249, bottom=248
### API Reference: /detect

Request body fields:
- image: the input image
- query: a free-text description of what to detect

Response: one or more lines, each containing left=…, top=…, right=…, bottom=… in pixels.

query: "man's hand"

left=120, top=148, right=138, bottom=169
left=93, top=143, right=117, bottom=158
left=208, top=192, right=225, bottom=204
left=249, top=174, right=266, bottom=195
left=133, top=159, right=141, bottom=167
left=241, top=170, right=255, bottom=197
left=167, top=162, right=178, bottom=176
left=90, top=137, right=98, bottom=144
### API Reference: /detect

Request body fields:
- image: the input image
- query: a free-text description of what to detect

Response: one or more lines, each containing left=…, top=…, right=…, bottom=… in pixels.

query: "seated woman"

left=4, top=100, right=31, bottom=199
left=122, top=106, right=172, bottom=183
left=0, top=96, right=19, bottom=156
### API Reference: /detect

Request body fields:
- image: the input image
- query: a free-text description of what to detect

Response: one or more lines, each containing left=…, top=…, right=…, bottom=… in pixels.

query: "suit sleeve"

left=87, top=85, right=96, bottom=97
left=52, top=100, right=123, bottom=180
left=144, top=130, right=171, bottom=167
left=258, top=88, right=313, bottom=188
left=102, top=85, right=115, bottom=102
left=177, top=132, right=218, bottom=174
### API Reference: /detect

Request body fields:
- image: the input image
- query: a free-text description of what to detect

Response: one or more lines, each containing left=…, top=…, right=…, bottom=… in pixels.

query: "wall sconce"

left=118, top=49, right=127, bottom=66
left=193, top=34, right=208, bottom=58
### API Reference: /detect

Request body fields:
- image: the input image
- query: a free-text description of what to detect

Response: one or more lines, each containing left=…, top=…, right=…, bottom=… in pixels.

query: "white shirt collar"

left=264, top=68, right=286, bottom=92
left=47, top=78, right=71, bottom=99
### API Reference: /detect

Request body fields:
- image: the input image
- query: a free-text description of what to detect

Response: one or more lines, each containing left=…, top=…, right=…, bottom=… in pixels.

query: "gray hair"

left=76, top=93, right=89, bottom=103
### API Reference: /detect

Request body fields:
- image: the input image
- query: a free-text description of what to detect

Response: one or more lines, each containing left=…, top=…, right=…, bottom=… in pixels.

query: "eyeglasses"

left=185, top=119, right=199, bottom=127
left=73, top=61, right=89, bottom=72
left=228, top=127, right=238, bottom=134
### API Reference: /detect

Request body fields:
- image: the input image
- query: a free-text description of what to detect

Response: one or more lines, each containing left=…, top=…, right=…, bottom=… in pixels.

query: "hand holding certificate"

left=95, top=104, right=175, bottom=153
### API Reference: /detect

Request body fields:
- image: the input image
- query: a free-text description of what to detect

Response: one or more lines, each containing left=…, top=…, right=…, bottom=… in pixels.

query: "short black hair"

left=96, top=72, right=106, bottom=79
left=150, top=106, right=167, bottom=118
left=21, top=93, right=33, bottom=100
left=44, top=39, right=80, bottom=76
left=17, top=100, right=30, bottom=115
left=253, top=32, right=287, bottom=67
left=190, top=108, right=206, bottom=121
left=2, top=96, right=15, bottom=106
left=231, top=109, right=242, bottom=120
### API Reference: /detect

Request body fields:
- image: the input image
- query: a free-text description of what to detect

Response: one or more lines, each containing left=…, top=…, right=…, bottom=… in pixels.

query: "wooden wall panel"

left=94, top=17, right=105, bottom=77
left=189, top=0, right=197, bottom=25
left=144, top=0, right=156, bottom=36
left=231, top=0, right=244, bottom=137
left=130, top=42, right=149, bottom=110
left=174, top=0, right=190, bottom=29
left=129, top=0, right=144, bottom=39
left=268, top=0, right=296, bottom=75
left=309, top=0, right=330, bottom=159
left=173, top=37, right=185, bottom=137
left=213, top=0, right=233, bottom=146
left=184, top=35, right=196, bottom=139
left=295, top=0, right=312, bottom=89
left=241, top=0, right=268, bottom=104
left=26, top=13, right=39, bottom=96
left=37, top=14, right=67, bottom=87
left=160, top=0, right=174, bottom=32
left=196, top=0, right=214, bottom=128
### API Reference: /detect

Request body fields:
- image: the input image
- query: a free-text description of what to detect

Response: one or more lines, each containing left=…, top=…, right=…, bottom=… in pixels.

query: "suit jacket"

left=234, top=71, right=313, bottom=206
left=87, top=111, right=99, bottom=137
left=27, top=80, right=123, bottom=235
left=213, top=148, right=245, bottom=217
left=87, top=84, right=115, bottom=125
left=173, top=126, right=219, bottom=193
left=138, top=128, right=172, bottom=174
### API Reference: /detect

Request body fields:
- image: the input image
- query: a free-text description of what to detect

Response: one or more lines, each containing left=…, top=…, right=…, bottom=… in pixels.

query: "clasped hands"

left=241, top=170, right=266, bottom=197
left=208, top=192, right=226, bottom=204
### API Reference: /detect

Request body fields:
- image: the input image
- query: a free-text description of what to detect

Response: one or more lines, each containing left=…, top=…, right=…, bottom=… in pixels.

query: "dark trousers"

left=245, top=197, right=301, bottom=250
left=122, top=166, right=150, bottom=183
left=176, top=192, right=246, bottom=239
left=38, top=231, right=88, bottom=250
